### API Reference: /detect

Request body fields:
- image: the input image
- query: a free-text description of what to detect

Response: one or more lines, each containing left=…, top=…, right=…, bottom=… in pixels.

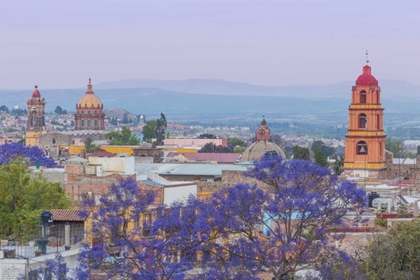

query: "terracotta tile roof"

left=90, top=150, right=116, bottom=157
left=50, top=209, right=85, bottom=222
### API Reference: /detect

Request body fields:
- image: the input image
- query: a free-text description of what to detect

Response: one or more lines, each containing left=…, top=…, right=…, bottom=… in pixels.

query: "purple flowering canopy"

left=31, top=156, right=367, bottom=280
left=0, top=143, right=57, bottom=167
left=189, top=156, right=368, bottom=279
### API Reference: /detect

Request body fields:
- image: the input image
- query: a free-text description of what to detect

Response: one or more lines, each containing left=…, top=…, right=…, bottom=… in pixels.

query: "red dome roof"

left=32, top=85, right=41, bottom=98
left=356, top=65, right=378, bottom=86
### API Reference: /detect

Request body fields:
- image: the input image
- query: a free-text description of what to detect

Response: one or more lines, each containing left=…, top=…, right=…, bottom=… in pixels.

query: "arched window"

left=376, top=90, right=380, bottom=104
left=358, top=113, right=367, bottom=129
left=356, top=141, right=368, bottom=155
left=360, top=90, right=367, bottom=103
left=376, top=114, right=380, bottom=129
left=81, top=120, right=84, bottom=127
left=52, top=139, right=56, bottom=145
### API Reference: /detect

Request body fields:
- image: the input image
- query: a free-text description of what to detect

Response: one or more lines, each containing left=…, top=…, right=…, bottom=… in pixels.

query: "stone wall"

left=133, top=147, right=163, bottom=163
left=34, top=168, right=66, bottom=187
left=344, top=151, right=420, bottom=180
left=39, top=132, right=107, bottom=159
left=197, top=170, right=269, bottom=196
left=64, top=161, right=136, bottom=204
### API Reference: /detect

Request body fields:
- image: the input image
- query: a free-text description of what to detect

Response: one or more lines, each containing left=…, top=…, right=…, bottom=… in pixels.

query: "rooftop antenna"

left=365, top=50, right=369, bottom=65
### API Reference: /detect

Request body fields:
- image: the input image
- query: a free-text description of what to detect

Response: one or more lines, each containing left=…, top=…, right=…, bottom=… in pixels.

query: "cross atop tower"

left=365, top=50, right=369, bottom=65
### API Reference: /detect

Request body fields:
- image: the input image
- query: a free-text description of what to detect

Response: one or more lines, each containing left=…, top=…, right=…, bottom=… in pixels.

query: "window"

left=376, top=90, right=380, bottom=103
left=94, top=120, right=98, bottom=127
left=81, top=120, right=84, bottom=127
left=82, top=111, right=84, bottom=114
left=134, top=214, right=140, bottom=229
left=88, top=120, right=91, bottom=127
left=358, top=113, right=367, bottom=129
left=356, top=141, right=368, bottom=155
left=376, top=114, right=380, bottom=129
left=88, top=111, right=90, bottom=115
left=360, top=90, right=367, bottom=103
left=380, top=142, right=382, bottom=157
left=143, top=213, right=152, bottom=237
left=52, top=138, right=56, bottom=145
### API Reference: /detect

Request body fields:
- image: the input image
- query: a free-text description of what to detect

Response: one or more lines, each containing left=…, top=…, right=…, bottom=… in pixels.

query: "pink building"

left=163, top=138, right=227, bottom=148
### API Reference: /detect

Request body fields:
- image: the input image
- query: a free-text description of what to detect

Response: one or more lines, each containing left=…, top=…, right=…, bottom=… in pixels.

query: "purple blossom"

left=0, top=143, right=57, bottom=167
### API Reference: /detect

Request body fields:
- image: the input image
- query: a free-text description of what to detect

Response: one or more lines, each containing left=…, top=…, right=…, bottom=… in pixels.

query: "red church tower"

left=344, top=62, right=386, bottom=177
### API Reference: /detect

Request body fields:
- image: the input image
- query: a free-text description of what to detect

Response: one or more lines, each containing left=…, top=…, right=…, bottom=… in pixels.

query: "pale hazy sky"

left=0, top=0, right=419, bottom=89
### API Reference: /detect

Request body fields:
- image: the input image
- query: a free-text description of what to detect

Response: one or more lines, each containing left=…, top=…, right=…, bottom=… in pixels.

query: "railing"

left=0, top=223, right=84, bottom=259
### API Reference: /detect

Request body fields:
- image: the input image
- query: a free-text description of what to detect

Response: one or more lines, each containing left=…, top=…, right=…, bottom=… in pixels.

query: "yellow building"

left=161, top=147, right=199, bottom=154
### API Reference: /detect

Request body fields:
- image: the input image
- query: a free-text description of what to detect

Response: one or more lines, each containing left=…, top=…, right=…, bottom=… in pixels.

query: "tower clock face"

left=259, top=129, right=265, bottom=135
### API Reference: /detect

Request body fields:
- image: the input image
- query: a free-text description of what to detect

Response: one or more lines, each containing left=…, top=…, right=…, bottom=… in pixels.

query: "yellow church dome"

left=77, top=78, right=103, bottom=108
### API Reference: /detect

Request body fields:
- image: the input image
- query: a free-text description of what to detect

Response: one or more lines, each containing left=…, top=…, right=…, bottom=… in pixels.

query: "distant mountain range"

left=0, top=78, right=418, bottom=127
left=95, top=78, right=420, bottom=100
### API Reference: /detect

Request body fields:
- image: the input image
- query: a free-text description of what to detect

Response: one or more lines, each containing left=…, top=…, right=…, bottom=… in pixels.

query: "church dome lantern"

left=76, top=78, right=103, bottom=109
left=74, top=78, right=105, bottom=131
left=240, top=117, right=286, bottom=162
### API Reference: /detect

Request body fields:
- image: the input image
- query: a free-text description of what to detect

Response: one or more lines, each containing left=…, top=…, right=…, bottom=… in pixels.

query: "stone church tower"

left=344, top=64, right=386, bottom=178
left=26, top=85, right=46, bottom=146
left=74, top=79, right=105, bottom=131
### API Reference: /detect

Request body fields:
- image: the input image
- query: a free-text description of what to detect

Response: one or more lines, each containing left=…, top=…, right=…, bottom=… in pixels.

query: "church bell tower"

left=344, top=59, right=386, bottom=178
left=26, top=85, right=46, bottom=146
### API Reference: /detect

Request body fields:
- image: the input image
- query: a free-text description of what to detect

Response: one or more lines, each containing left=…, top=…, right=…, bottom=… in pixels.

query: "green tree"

left=314, top=148, right=329, bottom=167
left=200, top=142, right=217, bottom=153
left=154, top=113, right=167, bottom=146
left=396, top=204, right=411, bottom=218
left=122, top=113, right=129, bottom=124
left=228, top=137, right=247, bottom=148
left=106, top=127, right=140, bottom=145
left=109, top=117, right=118, bottom=126
left=84, top=138, right=100, bottom=153
left=234, top=146, right=246, bottom=153
left=142, top=120, right=157, bottom=143
left=311, top=140, right=336, bottom=158
left=54, top=106, right=67, bottom=115
left=363, top=219, right=420, bottom=279
left=0, top=161, right=70, bottom=241
left=0, top=105, right=9, bottom=113
left=386, top=137, right=415, bottom=158
left=292, top=146, right=310, bottom=160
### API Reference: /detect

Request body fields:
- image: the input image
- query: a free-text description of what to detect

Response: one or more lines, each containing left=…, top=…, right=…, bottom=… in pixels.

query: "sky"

left=0, top=0, right=419, bottom=89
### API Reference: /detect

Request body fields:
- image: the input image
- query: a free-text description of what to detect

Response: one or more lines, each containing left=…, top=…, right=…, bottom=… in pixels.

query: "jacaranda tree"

left=78, top=178, right=193, bottom=280
left=28, top=157, right=367, bottom=279
left=0, top=142, right=57, bottom=167
left=164, top=156, right=367, bottom=279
